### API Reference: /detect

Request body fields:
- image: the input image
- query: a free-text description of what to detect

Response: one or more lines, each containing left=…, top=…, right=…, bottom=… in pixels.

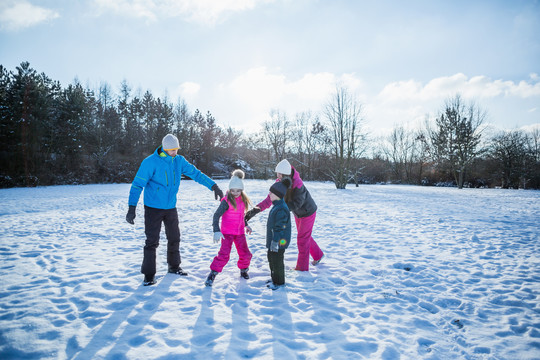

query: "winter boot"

left=240, top=268, right=249, bottom=279
left=205, top=270, right=218, bottom=287
left=267, top=282, right=285, bottom=290
left=312, top=254, right=324, bottom=266
left=143, top=274, right=156, bottom=286
left=168, top=266, right=188, bottom=276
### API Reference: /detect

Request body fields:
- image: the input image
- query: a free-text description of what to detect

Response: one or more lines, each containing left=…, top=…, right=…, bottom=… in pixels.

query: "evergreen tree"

left=428, top=94, right=486, bottom=188
left=54, top=82, right=91, bottom=181
left=154, top=97, right=174, bottom=144
left=142, top=91, right=156, bottom=150
left=4, top=62, right=60, bottom=185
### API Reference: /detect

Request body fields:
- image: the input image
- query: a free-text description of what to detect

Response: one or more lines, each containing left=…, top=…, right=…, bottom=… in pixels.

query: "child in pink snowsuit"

left=205, top=170, right=253, bottom=286
left=246, top=159, right=324, bottom=271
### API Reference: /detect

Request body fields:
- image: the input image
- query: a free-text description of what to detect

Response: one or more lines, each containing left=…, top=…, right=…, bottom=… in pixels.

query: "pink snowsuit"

left=257, top=167, right=323, bottom=271
left=210, top=195, right=252, bottom=272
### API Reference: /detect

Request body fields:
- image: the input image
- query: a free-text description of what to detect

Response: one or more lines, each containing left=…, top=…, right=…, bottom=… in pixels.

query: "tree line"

left=1, top=62, right=539, bottom=189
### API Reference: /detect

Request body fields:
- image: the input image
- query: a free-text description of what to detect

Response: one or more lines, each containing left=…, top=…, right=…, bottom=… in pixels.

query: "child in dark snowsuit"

left=265, top=178, right=292, bottom=290
left=205, top=170, right=253, bottom=286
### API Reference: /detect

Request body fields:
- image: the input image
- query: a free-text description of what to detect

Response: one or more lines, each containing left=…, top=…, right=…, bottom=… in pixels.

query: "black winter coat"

left=286, top=183, right=317, bottom=218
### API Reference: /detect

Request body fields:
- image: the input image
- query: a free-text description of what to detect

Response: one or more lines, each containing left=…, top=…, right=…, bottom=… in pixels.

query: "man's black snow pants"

left=141, top=206, right=181, bottom=276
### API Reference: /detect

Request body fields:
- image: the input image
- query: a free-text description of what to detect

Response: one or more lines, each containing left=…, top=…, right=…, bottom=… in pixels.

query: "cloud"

left=93, top=0, right=157, bottom=20
left=378, top=73, right=540, bottom=103
left=168, top=68, right=538, bottom=136
left=227, top=66, right=363, bottom=107
left=194, top=67, right=365, bottom=131
left=173, top=81, right=201, bottom=102
left=366, top=73, right=540, bottom=136
left=221, top=67, right=361, bottom=119
left=92, top=0, right=274, bottom=25
left=165, top=0, right=272, bottom=25
left=0, top=1, right=59, bottom=31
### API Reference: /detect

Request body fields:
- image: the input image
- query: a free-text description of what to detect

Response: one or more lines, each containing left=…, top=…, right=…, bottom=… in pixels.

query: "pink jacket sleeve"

left=257, top=194, right=273, bottom=212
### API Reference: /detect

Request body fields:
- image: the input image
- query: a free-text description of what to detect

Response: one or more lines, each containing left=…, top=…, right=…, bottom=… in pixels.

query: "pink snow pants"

left=210, top=234, right=252, bottom=272
left=294, top=212, right=324, bottom=271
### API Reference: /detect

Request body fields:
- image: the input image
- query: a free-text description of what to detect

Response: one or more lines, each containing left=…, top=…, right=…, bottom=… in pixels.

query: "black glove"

left=126, top=205, right=136, bottom=224
left=212, top=184, right=224, bottom=200
left=244, top=208, right=261, bottom=222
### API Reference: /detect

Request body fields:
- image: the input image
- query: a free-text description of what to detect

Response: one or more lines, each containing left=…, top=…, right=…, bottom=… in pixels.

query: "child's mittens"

left=270, top=240, right=279, bottom=252
left=213, top=232, right=223, bottom=244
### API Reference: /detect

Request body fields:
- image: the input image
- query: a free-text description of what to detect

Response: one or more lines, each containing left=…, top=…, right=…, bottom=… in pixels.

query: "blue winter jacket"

left=266, top=199, right=292, bottom=250
left=128, top=147, right=216, bottom=209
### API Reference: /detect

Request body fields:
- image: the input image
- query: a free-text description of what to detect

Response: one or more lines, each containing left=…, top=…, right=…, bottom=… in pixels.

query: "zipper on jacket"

left=172, top=157, right=176, bottom=185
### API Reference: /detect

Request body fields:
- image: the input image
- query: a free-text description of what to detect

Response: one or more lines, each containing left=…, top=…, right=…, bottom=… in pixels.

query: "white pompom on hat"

left=275, top=159, right=291, bottom=175
left=162, top=134, right=179, bottom=150
left=229, top=169, right=245, bottom=190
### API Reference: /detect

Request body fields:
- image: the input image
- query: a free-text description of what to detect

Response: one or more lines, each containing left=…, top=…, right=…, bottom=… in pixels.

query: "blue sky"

left=1, top=0, right=539, bottom=135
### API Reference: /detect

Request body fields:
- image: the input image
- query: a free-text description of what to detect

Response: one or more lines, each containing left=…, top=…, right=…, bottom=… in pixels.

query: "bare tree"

left=292, top=111, right=327, bottom=180
left=241, top=130, right=274, bottom=178
left=427, top=94, right=486, bottom=188
left=262, top=108, right=290, bottom=162
left=527, top=127, right=540, bottom=163
left=526, top=127, right=540, bottom=188
left=382, top=125, right=424, bottom=183
left=323, top=86, right=367, bottom=189
left=489, top=130, right=532, bottom=188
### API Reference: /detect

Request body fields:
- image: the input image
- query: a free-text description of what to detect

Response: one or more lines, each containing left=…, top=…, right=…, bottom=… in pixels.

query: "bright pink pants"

left=210, top=234, right=252, bottom=272
left=295, top=212, right=324, bottom=271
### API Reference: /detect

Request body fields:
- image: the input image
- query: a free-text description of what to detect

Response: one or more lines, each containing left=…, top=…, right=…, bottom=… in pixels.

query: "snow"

left=0, top=181, right=539, bottom=360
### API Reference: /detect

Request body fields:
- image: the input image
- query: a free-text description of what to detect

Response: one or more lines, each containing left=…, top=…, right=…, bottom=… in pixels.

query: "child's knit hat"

left=229, top=169, right=245, bottom=190
left=269, top=178, right=291, bottom=198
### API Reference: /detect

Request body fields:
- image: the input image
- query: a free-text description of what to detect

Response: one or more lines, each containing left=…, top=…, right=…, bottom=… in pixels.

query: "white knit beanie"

left=162, top=134, right=179, bottom=150
left=275, top=159, right=291, bottom=175
left=229, top=169, right=245, bottom=190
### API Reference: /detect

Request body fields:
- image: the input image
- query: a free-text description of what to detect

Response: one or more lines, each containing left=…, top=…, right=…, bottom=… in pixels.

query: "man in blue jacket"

left=126, top=134, right=224, bottom=286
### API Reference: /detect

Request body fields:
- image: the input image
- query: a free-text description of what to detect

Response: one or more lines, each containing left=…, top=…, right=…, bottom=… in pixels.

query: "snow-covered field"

left=0, top=181, right=539, bottom=360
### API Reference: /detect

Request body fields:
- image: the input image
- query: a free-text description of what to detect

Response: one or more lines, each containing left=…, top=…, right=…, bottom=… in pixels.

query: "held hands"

left=244, top=207, right=261, bottom=222
left=126, top=206, right=136, bottom=224
left=213, top=232, right=223, bottom=244
left=212, top=184, right=224, bottom=200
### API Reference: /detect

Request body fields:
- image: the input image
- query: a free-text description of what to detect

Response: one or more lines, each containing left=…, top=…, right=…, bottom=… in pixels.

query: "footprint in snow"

left=452, top=319, right=464, bottom=329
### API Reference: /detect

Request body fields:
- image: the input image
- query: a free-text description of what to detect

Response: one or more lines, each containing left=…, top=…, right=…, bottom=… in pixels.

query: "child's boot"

left=205, top=270, right=218, bottom=286
left=240, top=268, right=249, bottom=279
left=312, top=254, right=324, bottom=266
left=267, top=282, right=284, bottom=290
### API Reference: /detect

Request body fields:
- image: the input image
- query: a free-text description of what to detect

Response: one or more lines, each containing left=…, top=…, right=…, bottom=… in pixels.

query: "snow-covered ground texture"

left=0, top=181, right=539, bottom=360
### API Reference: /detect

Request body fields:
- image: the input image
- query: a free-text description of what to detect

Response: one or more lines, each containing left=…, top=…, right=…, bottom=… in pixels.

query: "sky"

left=1, top=0, right=539, bottom=136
